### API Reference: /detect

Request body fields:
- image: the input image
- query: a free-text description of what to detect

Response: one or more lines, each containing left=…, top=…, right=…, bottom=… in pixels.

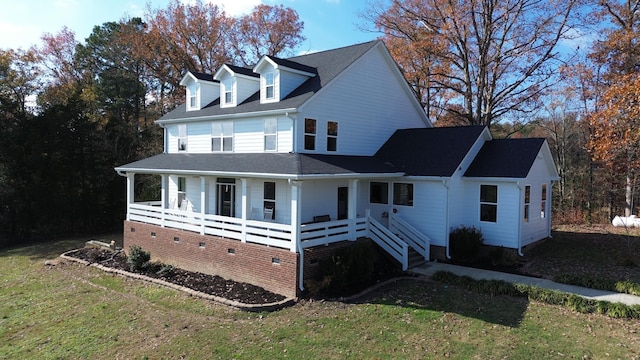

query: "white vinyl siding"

left=187, top=122, right=212, bottom=153
left=297, top=46, right=429, bottom=155
left=234, top=118, right=267, bottom=153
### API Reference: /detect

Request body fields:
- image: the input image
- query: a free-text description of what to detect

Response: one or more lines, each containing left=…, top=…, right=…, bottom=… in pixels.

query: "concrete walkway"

left=409, top=262, right=640, bottom=306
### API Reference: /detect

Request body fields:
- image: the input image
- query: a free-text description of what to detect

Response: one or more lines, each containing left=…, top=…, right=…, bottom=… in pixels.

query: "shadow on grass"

left=0, top=233, right=123, bottom=261
left=350, top=278, right=528, bottom=328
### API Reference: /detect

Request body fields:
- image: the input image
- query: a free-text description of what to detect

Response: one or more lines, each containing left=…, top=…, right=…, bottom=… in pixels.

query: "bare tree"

left=364, top=0, right=579, bottom=128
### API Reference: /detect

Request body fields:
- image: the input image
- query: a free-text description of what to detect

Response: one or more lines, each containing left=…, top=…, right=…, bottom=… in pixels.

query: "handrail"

left=389, top=213, right=431, bottom=261
left=367, top=214, right=409, bottom=270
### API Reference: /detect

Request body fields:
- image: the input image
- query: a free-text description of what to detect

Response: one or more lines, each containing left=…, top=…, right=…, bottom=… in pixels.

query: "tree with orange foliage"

left=587, top=0, right=640, bottom=217
left=365, top=0, right=579, bottom=128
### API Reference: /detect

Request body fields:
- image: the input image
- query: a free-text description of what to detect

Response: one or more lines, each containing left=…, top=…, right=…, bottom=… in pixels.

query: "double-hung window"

left=304, top=118, right=316, bottom=150
left=327, top=121, right=338, bottom=151
left=264, top=118, right=277, bottom=151
left=223, top=78, right=233, bottom=105
left=177, top=177, right=186, bottom=208
left=480, top=185, right=498, bottom=222
left=188, top=84, right=197, bottom=109
left=212, top=121, right=233, bottom=152
left=177, top=124, right=187, bottom=151
left=264, top=72, right=275, bottom=100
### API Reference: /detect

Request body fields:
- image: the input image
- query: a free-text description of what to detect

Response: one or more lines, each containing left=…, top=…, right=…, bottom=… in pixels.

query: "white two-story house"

left=116, top=41, right=558, bottom=298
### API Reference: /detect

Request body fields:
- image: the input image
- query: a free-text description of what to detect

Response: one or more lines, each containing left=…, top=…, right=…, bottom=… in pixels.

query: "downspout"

left=516, top=181, right=524, bottom=256
left=442, top=180, right=451, bottom=259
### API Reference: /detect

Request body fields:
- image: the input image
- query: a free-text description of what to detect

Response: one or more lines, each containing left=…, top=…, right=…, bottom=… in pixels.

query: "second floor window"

left=304, top=118, right=316, bottom=150
left=327, top=121, right=338, bottom=151
left=212, top=120, right=233, bottom=152
left=265, top=72, right=275, bottom=99
left=178, top=124, right=187, bottom=151
left=264, top=118, right=277, bottom=151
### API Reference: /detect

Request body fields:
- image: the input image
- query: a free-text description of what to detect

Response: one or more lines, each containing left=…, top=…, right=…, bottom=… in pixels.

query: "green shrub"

left=449, top=226, right=484, bottom=262
left=156, top=264, right=176, bottom=278
left=318, top=241, right=377, bottom=294
left=127, top=245, right=151, bottom=272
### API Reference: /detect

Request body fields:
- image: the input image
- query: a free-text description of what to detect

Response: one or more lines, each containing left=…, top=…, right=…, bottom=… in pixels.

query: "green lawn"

left=1, top=235, right=639, bottom=359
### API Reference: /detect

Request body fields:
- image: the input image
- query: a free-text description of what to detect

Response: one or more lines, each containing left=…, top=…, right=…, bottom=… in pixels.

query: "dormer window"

left=223, top=78, right=233, bottom=105
left=188, top=84, right=197, bottom=108
left=265, top=72, right=275, bottom=99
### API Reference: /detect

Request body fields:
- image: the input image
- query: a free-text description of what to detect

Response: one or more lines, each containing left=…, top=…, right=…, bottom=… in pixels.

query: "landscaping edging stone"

left=60, top=250, right=296, bottom=312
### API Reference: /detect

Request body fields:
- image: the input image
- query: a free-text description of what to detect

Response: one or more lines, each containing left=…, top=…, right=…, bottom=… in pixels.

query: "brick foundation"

left=124, top=221, right=299, bottom=298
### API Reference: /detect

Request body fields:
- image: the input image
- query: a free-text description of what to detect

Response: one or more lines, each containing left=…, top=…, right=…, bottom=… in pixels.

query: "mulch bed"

left=65, top=247, right=286, bottom=305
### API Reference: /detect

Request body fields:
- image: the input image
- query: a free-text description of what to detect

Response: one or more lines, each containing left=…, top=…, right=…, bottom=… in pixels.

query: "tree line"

left=1, top=0, right=638, bottom=246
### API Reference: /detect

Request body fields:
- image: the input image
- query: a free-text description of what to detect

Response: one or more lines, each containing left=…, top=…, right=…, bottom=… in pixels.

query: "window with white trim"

left=393, top=183, right=413, bottom=206
left=264, top=118, right=277, bottom=151
left=188, top=84, right=197, bottom=109
left=524, top=185, right=531, bottom=222
left=178, top=124, right=187, bottom=151
left=327, top=121, right=338, bottom=151
left=177, top=177, right=186, bottom=208
left=304, top=118, right=316, bottom=150
left=264, top=182, right=276, bottom=220
left=480, top=185, right=497, bottom=222
left=264, top=72, right=275, bottom=99
left=370, top=182, right=389, bottom=204
left=212, top=120, right=233, bottom=152
left=223, top=78, right=233, bottom=105
left=541, top=184, right=547, bottom=219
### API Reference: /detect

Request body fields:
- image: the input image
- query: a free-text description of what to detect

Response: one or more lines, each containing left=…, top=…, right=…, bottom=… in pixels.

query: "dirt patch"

left=65, top=247, right=286, bottom=305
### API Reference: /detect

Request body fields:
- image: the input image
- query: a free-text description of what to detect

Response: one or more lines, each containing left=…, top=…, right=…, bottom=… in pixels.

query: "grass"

left=1, top=232, right=640, bottom=359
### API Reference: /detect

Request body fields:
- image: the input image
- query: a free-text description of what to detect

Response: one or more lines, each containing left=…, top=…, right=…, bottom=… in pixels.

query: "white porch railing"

left=389, top=213, right=430, bottom=261
left=127, top=204, right=429, bottom=270
left=366, top=213, right=409, bottom=270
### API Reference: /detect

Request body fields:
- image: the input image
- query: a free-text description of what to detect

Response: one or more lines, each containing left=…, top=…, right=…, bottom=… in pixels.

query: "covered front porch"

left=121, top=172, right=430, bottom=271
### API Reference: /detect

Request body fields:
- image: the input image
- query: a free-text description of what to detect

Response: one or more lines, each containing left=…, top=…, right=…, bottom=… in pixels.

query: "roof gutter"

left=155, top=108, right=298, bottom=125
left=113, top=168, right=405, bottom=180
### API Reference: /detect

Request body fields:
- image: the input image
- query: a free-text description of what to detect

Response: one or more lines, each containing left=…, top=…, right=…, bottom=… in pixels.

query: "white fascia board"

left=114, top=168, right=405, bottom=180
left=155, top=108, right=298, bottom=125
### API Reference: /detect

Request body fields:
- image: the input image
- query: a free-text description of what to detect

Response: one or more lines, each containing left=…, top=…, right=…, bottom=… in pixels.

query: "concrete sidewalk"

left=409, top=262, right=640, bottom=306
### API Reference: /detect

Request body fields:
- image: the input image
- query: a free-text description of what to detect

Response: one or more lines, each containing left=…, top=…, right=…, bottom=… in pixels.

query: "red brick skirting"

left=124, top=221, right=299, bottom=298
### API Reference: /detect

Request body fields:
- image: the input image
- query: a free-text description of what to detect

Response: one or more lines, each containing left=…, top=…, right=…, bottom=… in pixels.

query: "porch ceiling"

left=116, top=153, right=403, bottom=179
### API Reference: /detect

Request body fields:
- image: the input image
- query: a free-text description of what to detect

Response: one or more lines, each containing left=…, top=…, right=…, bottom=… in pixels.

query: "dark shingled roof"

left=224, top=64, right=259, bottom=78
left=191, top=72, right=216, bottom=82
left=464, top=138, right=546, bottom=178
left=267, top=56, right=317, bottom=74
left=116, top=152, right=400, bottom=176
left=375, top=126, right=487, bottom=176
left=158, top=41, right=380, bottom=121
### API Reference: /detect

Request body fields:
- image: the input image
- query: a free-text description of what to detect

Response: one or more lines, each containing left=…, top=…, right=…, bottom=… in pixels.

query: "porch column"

left=200, top=176, right=207, bottom=235
left=161, top=175, right=167, bottom=228
left=126, top=173, right=134, bottom=221
left=290, top=180, right=302, bottom=252
left=241, top=178, right=248, bottom=243
left=348, top=179, right=359, bottom=239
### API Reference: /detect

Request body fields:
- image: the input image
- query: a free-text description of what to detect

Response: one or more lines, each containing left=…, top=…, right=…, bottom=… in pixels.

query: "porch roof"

left=116, top=152, right=403, bottom=179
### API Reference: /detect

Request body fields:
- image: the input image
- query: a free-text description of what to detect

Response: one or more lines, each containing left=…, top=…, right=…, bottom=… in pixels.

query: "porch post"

left=200, top=176, right=207, bottom=235
left=126, top=173, right=134, bottom=221
left=348, top=179, right=358, bottom=239
left=290, top=180, right=302, bottom=252
left=161, top=175, right=167, bottom=228
left=241, top=178, right=248, bottom=243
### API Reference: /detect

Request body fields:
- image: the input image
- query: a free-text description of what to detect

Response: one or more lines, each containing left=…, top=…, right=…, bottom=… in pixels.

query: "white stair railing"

left=389, top=213, right=430, bottom=261
left=366, top=210, right=409, bottom=270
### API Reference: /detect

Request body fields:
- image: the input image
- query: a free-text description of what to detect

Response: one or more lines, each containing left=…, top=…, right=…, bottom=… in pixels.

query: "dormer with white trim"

left=253, top=56, right=316, bottom=103
left=179, top=72, right=219, bottom=111
left=213, top=64, right=260, bottom=108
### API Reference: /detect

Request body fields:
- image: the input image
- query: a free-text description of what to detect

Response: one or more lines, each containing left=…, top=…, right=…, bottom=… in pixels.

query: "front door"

left=216, top=178, right=236, bottom=217
left=337, top=187, right=348, bottom=220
